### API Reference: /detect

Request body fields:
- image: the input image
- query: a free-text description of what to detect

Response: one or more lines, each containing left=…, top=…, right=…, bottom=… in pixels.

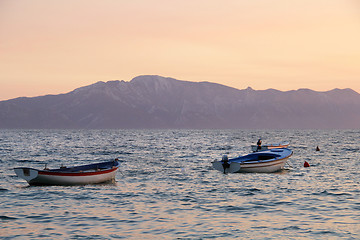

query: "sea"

left=0, top=129, right=359, bottom=239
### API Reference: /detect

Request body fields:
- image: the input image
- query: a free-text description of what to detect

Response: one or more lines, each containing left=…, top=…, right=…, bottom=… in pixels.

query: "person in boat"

left=256, top=138, right=262, bottom=151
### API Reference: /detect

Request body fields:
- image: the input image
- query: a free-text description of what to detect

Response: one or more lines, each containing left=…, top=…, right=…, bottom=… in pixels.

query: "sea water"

left=0, top=129, right=359, bottom=239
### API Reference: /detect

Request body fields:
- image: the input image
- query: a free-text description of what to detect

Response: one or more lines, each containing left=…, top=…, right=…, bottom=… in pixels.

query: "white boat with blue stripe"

left=212, top=148, right=293, bottom=173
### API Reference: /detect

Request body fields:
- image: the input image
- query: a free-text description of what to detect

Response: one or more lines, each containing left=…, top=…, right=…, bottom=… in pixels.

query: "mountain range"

left=1, top=75, right=360, bottom=129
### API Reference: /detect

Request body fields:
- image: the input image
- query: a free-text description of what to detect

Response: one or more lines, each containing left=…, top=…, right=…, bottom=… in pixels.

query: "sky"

left=1, top=0, right=360, bottom=100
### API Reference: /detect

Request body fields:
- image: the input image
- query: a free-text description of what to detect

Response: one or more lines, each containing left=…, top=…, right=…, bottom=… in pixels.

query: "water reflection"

left=1, top=129, right=359, bottom=239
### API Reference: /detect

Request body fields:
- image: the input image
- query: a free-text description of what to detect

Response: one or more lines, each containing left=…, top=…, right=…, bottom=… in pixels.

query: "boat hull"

left=212, top=148, right=293, bottom=173
left=14, top=160, right=120, bottom=186
left=234, top=155, right=290, bottom=173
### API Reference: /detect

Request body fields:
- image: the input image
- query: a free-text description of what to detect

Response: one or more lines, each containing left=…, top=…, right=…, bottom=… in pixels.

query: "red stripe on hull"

left=38, top=167, right=118, bottom=177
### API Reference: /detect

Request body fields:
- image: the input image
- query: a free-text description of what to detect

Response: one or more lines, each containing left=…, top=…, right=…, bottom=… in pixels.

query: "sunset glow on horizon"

left=1, top=0, right=360, bottom=100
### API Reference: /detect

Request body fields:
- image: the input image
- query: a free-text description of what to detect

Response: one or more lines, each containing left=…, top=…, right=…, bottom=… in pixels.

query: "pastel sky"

left=1, top=0, right=360, bottom=100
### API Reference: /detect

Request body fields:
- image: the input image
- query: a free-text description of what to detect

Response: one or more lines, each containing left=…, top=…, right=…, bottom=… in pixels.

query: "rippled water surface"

left=1, top=129, right=359, bottom=239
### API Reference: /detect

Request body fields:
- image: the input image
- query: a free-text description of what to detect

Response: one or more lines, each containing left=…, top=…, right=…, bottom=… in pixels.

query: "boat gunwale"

left=238, top=153, right=292, bottom=169
left=229, top=149, right=292, bottom=164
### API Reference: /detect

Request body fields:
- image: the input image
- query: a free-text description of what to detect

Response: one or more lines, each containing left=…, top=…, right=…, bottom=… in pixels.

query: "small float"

left=212, top=148, right=293, bottom=173
left=251, top=141, right=290, bottom=152
left=14, top=159, right=120, bottom=186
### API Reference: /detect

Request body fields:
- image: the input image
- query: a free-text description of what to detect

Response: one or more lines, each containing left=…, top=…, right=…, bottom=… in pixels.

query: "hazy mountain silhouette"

left=1, top=75, right=360, bottom=129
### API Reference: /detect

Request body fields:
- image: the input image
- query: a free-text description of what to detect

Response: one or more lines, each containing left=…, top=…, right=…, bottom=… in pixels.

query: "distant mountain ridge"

left=1, top=75, right=360, bottom=129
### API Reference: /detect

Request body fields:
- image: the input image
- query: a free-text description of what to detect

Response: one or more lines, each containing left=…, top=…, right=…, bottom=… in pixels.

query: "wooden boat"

left=251, top=141, right=290, bottom=152
left=212, top=148, right=293, bottom=173
left=14, top=159, right=120, bottom=186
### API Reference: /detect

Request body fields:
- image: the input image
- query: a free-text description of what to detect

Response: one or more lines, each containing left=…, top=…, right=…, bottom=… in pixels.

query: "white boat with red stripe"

left=251, top=141, right=290, bottom=152
left=14, top=159, right=120, bottom=186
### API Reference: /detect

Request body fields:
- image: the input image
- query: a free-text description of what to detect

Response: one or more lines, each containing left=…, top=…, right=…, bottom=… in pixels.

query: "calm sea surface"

left=0, top=129, right=359, bottom=239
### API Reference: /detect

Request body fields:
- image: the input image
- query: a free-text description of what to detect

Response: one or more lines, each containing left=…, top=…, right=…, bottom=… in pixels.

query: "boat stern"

left=212, top=160, right=241, bottom=173
left=14, top=168, right=39, bottom=183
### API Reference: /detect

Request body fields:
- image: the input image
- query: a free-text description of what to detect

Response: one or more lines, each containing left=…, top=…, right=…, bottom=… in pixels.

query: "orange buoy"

left=304, top=161, right=310, bottom=167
